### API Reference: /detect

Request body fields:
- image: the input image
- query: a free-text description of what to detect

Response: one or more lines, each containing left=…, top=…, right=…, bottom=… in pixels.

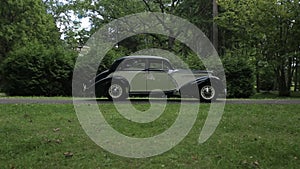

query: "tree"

left=47, top=0, right=215, bottom=53
left=0, top=0, right=77, bottom=95
left=44, top=0, right=94, bottom=48
left=217, top=0, right=300, bottom=96
left=0, top=0, right=61, bottom=61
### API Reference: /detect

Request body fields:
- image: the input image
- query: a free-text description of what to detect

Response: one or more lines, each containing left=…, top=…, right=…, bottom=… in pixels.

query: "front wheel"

left=199, top=84, right=217, bottom=102
left=107, top=83, right=128, bottom=100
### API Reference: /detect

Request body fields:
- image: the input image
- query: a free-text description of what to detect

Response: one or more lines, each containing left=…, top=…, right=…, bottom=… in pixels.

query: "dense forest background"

left=0, top=0, right=299, bottom=97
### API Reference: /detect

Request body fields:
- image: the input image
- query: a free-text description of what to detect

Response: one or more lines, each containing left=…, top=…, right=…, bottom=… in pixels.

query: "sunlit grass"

left=0, top=103, right=299, bottom=168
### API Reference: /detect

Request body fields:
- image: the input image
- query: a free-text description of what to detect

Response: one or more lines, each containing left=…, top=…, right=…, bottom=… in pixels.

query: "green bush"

left=1, top=42, right=76, bottom=96
left=223, top=53, right=255, bottom=98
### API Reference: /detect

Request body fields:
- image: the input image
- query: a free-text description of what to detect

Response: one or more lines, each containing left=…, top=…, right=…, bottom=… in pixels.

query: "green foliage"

left=0, top=0, right=75, bottom=96
left=50, top=0, right=206, bottom=55
left=257, top=61, right=276, bottom=91
left=1, top=41, right=76, bottom=96
left=100, top=46, right=130, bottom=72
left=181, top=52, right=205, bottom=70
left=176, top=0, right=213, bottom=37
left=223, top=51, right=255, bottom=98
left=217, top=0, right=300, bottom=96
left=0, top=0, right=61, bottom=60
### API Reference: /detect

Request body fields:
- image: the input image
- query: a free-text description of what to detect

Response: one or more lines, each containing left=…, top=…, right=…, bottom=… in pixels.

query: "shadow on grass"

left=89, top=97, right=218, bottom=104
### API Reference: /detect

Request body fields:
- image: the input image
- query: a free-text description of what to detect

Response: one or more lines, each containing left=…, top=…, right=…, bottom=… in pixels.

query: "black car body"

left=83, top=55, right=224, bottom=102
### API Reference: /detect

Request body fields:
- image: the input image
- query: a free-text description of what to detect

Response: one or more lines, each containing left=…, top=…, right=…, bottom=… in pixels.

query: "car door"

left=114, top=58, right=147, bottom=92
left=146, top=59, right=177, bottom=92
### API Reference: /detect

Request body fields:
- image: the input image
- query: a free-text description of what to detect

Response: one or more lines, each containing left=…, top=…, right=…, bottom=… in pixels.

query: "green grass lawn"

left=0, top=103, right=299, bottom=169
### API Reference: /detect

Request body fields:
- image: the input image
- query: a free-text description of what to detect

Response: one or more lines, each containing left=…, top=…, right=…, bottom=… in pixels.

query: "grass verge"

left=0, top=103, right=299, bottom=168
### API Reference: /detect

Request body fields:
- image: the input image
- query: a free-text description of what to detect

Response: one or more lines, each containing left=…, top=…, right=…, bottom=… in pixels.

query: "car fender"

left=195, top=76, right=224, bottom=92
left=195, top=76, right=221, bottom=86
left=109, top=76, right=130, bottom=88
left=93, top=76, right=130, bottom=97
left=179, top=75, right=223, bottom=97
left=97, top=75, right=129, bottom=89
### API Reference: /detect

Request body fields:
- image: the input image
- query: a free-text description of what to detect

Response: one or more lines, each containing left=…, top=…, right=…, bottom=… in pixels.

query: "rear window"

left=149, top=59, right=172, bottom=70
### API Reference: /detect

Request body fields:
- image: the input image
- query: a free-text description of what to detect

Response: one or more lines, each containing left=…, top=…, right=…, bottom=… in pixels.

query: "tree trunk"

left=168, top=36, right=175, bottom=50
left=287, top=57, right=293, bottom=91
left=212, top=0, right=218, bottom=51
left=277, top=66, right=290, bottom=96
left=295, top=58, right=299, bottom=91
left=256, top=61, right=260, bottom=93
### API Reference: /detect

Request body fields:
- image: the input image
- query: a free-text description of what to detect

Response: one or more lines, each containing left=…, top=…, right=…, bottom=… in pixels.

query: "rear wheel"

left=199, top=84, right=217, bottom=102
left=107, top=83, right=128, bottom=100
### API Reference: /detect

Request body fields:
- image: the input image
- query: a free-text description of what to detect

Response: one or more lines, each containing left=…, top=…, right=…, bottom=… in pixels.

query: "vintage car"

left=83, top=55, right=224, bottom=102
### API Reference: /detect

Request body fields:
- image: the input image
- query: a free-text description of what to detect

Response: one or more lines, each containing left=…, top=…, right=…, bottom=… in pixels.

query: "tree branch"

left=142, top=0, right=152, bottom=12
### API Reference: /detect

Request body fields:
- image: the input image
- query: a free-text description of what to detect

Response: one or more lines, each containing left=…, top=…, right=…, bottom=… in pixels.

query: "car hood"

left=94, top=69, right=110, bottom=82
left=84, top=69, right=110, bottom=89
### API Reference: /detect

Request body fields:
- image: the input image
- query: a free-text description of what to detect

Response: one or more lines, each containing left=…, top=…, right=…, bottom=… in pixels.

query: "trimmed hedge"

left=1, top=42, right=76, bottom=96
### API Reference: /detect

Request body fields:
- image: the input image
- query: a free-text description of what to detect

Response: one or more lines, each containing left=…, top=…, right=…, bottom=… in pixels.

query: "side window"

left=149, top=59, right=172, bottom=71
left=149, top=60, right=163, bottom=70
left=163, top=60, right=172, bottom=71
left=118, top=59, right=146, bottom=71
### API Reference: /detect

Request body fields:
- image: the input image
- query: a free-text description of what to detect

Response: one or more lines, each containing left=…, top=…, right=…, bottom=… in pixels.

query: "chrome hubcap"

left=200, top=85, right=215, bottom=100
left=108, top=84, right=123, bottom=99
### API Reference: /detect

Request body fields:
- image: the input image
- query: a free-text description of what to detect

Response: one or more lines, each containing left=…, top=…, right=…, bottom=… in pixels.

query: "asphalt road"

left=1, top=98, right=300, bottom=104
